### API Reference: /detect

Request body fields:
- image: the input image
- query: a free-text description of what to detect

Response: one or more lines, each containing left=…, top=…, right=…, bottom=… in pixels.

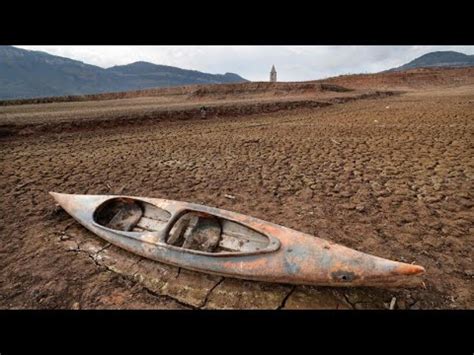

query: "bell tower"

left=270, top=65, right=277, bottom=82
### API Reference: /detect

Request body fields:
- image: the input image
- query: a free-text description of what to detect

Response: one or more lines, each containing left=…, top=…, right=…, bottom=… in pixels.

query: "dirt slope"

left=323, top=67, right=474, bottom=90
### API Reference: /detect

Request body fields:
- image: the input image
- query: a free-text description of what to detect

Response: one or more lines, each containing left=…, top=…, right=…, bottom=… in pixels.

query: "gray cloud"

left=15, top=45, right=474, bottom=82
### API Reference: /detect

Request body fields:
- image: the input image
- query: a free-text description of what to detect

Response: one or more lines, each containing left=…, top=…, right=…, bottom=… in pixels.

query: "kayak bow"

left=50, top=192, right=425, bottom=287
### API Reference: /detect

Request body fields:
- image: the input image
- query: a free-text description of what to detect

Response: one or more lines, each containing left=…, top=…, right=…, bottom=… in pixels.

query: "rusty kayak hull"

left=50, top=192, right=425, bottom=287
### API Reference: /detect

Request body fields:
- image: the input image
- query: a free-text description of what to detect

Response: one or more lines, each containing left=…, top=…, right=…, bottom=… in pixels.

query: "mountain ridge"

left=389, top=51, right=474, bottom=72
left=0, top=46, right=248, bottom=100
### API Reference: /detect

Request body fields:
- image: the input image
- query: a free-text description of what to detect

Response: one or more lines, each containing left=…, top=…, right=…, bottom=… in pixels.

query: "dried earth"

left=0, top=68, right=473, bottom=309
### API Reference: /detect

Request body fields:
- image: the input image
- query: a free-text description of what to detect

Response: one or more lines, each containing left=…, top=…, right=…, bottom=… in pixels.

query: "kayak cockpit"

left=93, top=197, right=272, bottom=254
left=94, top=197, right=171, bottom=232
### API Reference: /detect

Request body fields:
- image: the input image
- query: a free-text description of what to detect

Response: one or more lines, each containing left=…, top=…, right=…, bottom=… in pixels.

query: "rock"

left=79, top=240, right=105, bottom=254
left=389, top=297, right=397, bottom=310
left=72, top=302, right=80, bottom=310
left=62, top=240, right=79, bottom=251
left=355, top=205, right=366, bottom=212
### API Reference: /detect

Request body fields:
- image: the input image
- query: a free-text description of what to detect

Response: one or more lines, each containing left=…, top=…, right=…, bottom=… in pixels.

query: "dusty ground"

left=0, top=68, right=473, bottom=309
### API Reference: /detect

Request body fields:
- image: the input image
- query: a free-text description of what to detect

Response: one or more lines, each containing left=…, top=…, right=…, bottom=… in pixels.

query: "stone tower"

left=270, top=65, right=277, bottom=82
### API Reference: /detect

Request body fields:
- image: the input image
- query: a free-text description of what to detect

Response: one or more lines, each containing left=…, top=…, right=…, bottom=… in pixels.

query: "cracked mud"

left=1, top=69, right=473, bottom=309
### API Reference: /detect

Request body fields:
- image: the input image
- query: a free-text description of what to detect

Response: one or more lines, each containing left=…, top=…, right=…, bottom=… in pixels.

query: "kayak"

left=50, top=192, right=425, bottom=287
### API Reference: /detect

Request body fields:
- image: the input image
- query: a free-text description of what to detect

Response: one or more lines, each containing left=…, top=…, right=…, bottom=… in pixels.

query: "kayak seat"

left=167, top=212, right=222, bottom=252
left=166, top=212, right=271, bottom=253
left=94, top=198, right=143, bottom=231
left=107, top=203, right=143, bottom=231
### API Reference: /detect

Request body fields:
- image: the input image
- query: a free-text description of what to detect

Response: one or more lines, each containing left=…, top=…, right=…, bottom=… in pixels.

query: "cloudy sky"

left=16, top=46, right=474, bottom=82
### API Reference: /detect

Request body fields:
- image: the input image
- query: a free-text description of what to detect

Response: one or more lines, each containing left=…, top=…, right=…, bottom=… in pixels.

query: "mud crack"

left=142, top=287, right=196, bottom=310
left=343, top=293, right=356, bottom=309
left=277, top=286, right=296, bottom=310
left=199, top=277, right=224, bottom=309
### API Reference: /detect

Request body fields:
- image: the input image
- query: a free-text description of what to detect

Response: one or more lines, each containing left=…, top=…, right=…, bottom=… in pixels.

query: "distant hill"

left=0, top=46, right=248, bottom=100
left=106, top=61, right=246, bottom=88
left=389, top=51, right=474, bottom=72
